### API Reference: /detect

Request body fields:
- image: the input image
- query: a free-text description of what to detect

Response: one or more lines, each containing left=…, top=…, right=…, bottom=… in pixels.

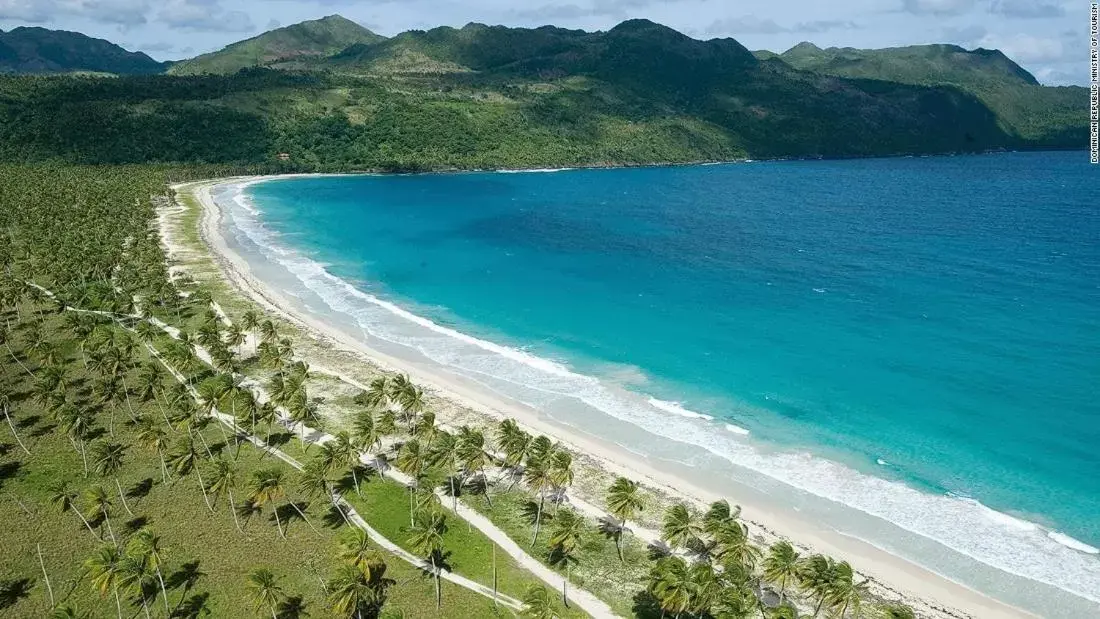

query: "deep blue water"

left=238, top=151, right=1100, bottom=609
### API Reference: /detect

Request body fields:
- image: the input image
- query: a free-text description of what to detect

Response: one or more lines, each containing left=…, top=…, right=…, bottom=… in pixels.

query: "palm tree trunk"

left=79, top=440, right=89, bottom=476
left=36, top=543, right=54, bottom=606
left=120, top=374, right=138, bottom=422
left=191, top=427, right=214, bottom=459
left=813, top=595, right=825, bottom=618
left=228, top=489, right=244, bottom=533
left=156, top=565, right=171, bottom=616
left=431, top=554, right=441, bottom=609
left=531, top=494, right=545, bottom=546
left=103, top=513, right=117, bottom=546
left=4, top=406, right=30, bottom=455
left=113, top=587, right=123, bottom=619
left=158, top=452, right=169, bottom=483
left=6, top=342, right=35, bottom=379
left=194, top=467, right=214, bottom=513
left=115, top=477, right=135, bottom=516
left=352, top=467, right=360, bottom=495
left=74, top=507, right=100, bottom=539
left=273, top=506, right=286, bottom=539
left=109, top=405, right=116, bottom=437
left=289, top=502, right=320, bottom=535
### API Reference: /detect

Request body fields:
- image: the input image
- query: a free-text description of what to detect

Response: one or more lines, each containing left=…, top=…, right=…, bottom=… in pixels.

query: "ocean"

left=216, top=151, right=1100, bottom=616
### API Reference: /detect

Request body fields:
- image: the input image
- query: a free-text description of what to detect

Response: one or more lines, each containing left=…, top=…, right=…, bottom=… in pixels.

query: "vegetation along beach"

left=1, top=6, right=1097, bottom=619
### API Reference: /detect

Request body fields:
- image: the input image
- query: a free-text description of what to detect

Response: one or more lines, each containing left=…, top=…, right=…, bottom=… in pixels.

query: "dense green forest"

left=0, top=17, right=1088, bottom=170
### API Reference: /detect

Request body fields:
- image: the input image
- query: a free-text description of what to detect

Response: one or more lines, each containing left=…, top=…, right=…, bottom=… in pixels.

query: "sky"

left=0, top=0, right=1091, bottom=85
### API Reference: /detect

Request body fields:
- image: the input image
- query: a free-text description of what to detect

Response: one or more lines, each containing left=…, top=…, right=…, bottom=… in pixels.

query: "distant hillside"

left=0, top=18, right=1086, bottom=169
left=768, top=42, right=1087, bottom=146
left=0, top=27, right=165, bottom=75
left=169, top=15, right=384, bottom=75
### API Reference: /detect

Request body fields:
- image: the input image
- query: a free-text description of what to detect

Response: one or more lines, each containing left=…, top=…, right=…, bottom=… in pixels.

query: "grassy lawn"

left=466, top=488, right=655, bottom=618
left=0, top=304, right=518, bottom=619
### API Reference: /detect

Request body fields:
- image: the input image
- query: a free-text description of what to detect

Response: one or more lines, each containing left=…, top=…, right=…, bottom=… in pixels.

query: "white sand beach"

left=164, top=177, right=1039, bottom=619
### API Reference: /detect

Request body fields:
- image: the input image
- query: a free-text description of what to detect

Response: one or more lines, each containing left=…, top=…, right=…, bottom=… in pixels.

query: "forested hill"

left=766, top=42, right=1087, bottom=145
left=0, top=27, right=165, bottom=74
left=167, top=15, right=386, bottom=75
left=0, top=17, right=1088, bottom=169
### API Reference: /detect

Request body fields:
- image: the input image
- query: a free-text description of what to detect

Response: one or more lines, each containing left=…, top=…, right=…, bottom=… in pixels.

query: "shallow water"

left=219, top=151, right=1100, bottom=615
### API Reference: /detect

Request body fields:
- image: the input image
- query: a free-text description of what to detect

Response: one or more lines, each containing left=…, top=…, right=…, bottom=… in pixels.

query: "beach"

left=165, top=176, right=1047, bottom=619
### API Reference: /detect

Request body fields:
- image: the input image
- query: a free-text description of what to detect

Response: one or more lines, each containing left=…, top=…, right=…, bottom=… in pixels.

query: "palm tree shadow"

left=0, top=577, right=33, bottom=610
left=167, top=560, right=204, bottom=598
left=646, top=541, right=672, bottom=561
left=276, top=595, right=308, bottom=619
left=596, top=516, right=622, bottom=541
left=123, top=516, right=150, bottom=536
left=631, top=590, right=664, bottom=619
left=127, top=478, right=154, bottom=501
left=14, top=414, right=40, bottom=429
left=520, top=499, right=554, bottom=527
left=265, top=431, right=293, bottom=450
left=321, top=503, right=349, bottom=530
left=275, top=501, right=313, bottom=534
left=0, top=462, right=23, bottom=491
left=171, top=591, right=210, bottom=619
left=29, top=423, right=57, bottom=438
left=236, top=500, right=262, bottom=526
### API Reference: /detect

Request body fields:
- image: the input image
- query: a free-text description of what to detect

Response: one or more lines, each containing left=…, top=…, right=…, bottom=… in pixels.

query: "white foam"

left=1048, top=531, right=1100, bottom=555
left=647, top=397, right=715, bottom=421
left=876, top=458, right=889, bottom=466
left=724, top=423, right=751, bottom=436
left=219, top=180, right=1100, bottom=608
left=497, top=167, right=574, bottom=174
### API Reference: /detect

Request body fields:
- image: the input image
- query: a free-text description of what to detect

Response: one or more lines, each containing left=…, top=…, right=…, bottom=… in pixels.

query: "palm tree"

left=339, top=529, right=386, bottom=577
left=407, top=508, right=447, bottom=609
left=90, top=440, right=134, bottom=516
left=246, top=568, right=285, bottom=619
left=241, top=309, right=260, bottom=353
left=647, top=556, right=694, bottom=618
left=661, top=503, right=702, bottom=552
left=135, top=418, right=171, bottom=483
left=702, top=499, right=741, bottom=536
left=166, top=435, right=214, bottom=513
left=49, top=604, right=96, bottom=619
left=116, top=554, right=154, bottom=619
left=522, top=584, right=556, bottom=619
left=714, top=585, right=758, bottom=619
left=331, top=431, right=362, bottom=495
left=412, top=410, right=438, bottom=446
left=826, top=561, right=867, bottom=618
left=764, top=541, right=801, bottom=605
left=359, top=376, right=390, bottom=410
left=83, top=485, right=118, bottom=545
left=456, top=426, right=492, bottom=507
left=714, top=521, right=761, bottom=571
left=249, top=467, right=289, bottom=539
left=547, top=508, right=584, bottom=606
left=207, top=457, right=245, bottom=533
left=497, top=419, right=532, bottom=488
left=259, top=320, right=279, bottom=346
left=49, top=481, right=99, bottom=539
left=84, top=544, right=126, bottom=619
left=799, top=554, right=838, bottom=618
left=299, top=456, right=351, bottom=527
left=396, top=439, right=427, bottom=480
left=524, top=455, right=554, bottom=546
left=128, top=528, right=171, bottom=616
left=329, top=561, right=393, bottom=619
left=226, top=323, right=246, bottom=356
left=605, top=477, right=644, bottom=561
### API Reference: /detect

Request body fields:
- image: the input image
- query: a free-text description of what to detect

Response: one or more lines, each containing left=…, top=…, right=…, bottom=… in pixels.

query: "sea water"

left=218, top=151, right=1099, bottom=616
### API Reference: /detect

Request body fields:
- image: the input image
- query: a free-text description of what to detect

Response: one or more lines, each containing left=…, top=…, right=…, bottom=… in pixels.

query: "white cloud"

left=0, top=0, right=148, bottom=26
left=989, top=0, right=1065, bottom=19
left=158, top=0, right=255, bottom=32
left=977, top=32, right=1064, bottom=62
left=901, top=0, right=976, bottom=16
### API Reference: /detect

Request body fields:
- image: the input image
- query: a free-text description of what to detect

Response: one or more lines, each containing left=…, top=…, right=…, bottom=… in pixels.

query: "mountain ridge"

left=0, top=26, right=165, bottom=74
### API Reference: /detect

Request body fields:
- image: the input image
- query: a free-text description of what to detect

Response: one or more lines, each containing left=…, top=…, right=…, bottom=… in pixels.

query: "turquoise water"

left=224, top=151, right=1099, bottom=613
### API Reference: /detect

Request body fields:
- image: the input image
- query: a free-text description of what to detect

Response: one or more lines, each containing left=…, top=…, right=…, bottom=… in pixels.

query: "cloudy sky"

left=0, top=0, right=1090, bottom=85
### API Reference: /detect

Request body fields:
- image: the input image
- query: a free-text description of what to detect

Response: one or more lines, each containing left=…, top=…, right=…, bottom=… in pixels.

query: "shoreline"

left=170, top=175, right=1040, bottom=619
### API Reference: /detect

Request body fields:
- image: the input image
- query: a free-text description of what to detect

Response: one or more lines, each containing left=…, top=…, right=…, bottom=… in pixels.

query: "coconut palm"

left=396, top=439, right=427, bottom=480
left=764, top=541, right=801, bottom=605
left=49, top=604, right=96, bottom=619
left=299, top=456, right=351, bottom=527
left=84, top=544, right=126, bottom=619
left=661, top=503, right=703, bottom=552
left=49, top=480, right=99, bottom=538
left=329, top=560, right=394, bottom=619
left=249, top=467, right=289, bottom=539
left=407, top=508, right=448, bottom=609
left=456, top=426, right=492, bottom=506
left=412, top=410, right=438, bottom=446
left=207, top=457, right=245, bottom=533
left=799, top=554, right=838, bottom=618
left=703, top=499, right=741, bottom=536
left=714, top=521, right=761, bottom=571
left=339, top=529, right=386, bottom=577
left=714, top=585, right=758, bottom=619
left=225, top=323, right=246, bottom=356
left=547, top=509, right=585, bottom=604
left=351, top=410, right=382, bottom=455
left=127, top=527, right=171, bottom=616
left=497, top=419, right=532, bottom=488
left=116, top=553, right=154, bottom=619
left=647, top=556, right=694, bottom=618
left=90, top=440, right=134, bottom=516
left=826, top=561, right=867, bottom=618
left=359, top=376, right=390, bottom=410
left=246, top=568, right=285, bottom=619
left=605, top=476, right=644, bottom=561
left=83, top=485, right=118, bottom=545
left=524, top=455, right=554, bottom=546
left=135, top=417, right=171, bottom=483
left=522, top=584, right=556, bottom=619
left=166, top=435, right=214, bottom=513
left=330, top=431, right=362, bottom=495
